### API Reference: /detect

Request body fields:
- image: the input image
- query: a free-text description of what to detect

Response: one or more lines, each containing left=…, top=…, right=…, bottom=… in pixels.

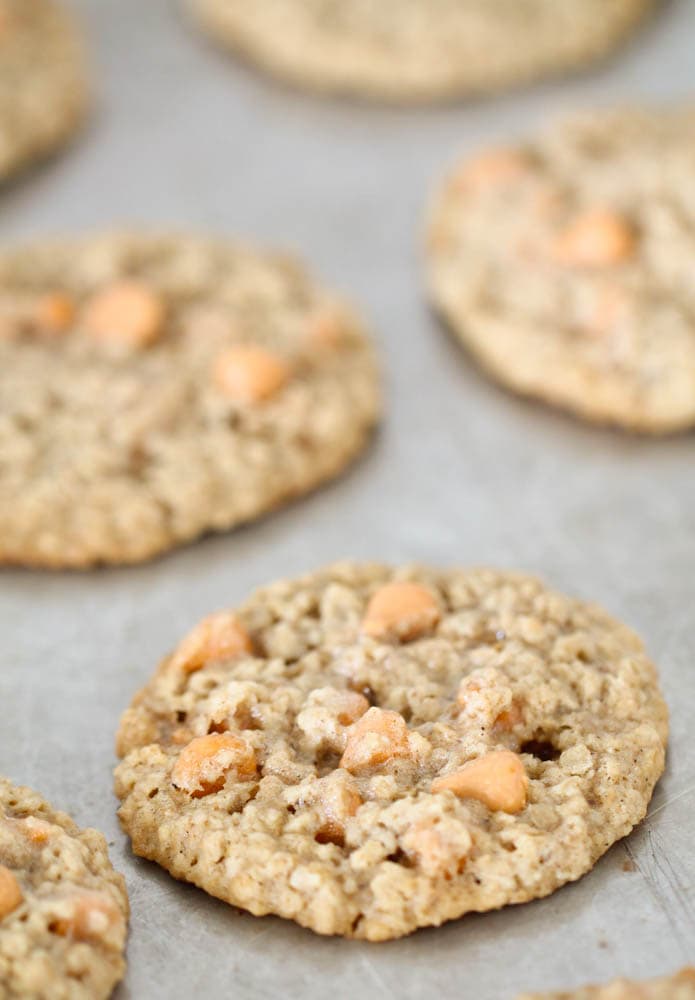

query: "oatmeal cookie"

left=0, top=233, right=380, bottom=567
left=187, top=0, right=656, bottom=102
left=519, top=967, right=695, bottom=1000
left=115, top=562, right=667, bottom=940
left=0, top=0, right=87, bottom=183
left=427, top=107, right=695, bottom=432
left=0, top=778, right=127, bottom=999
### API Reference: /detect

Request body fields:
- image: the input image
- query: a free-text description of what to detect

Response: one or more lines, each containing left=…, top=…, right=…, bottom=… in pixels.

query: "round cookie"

left=519, top=968, right=695, bottom=1000
left=187, top=0, right=656, bottom=102
left=114, top=562, right=667, bottom=941
left=427, top=107, right=695, bottom=433
left=0, top=233, right=380, bottom=567
left=0, top=0, right=87, bottom=183
left=0, top=778, right=128, bottom=999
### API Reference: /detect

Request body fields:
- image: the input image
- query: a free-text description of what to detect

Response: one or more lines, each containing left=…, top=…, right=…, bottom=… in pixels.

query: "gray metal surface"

left=2, top=1, right=695, bottom=996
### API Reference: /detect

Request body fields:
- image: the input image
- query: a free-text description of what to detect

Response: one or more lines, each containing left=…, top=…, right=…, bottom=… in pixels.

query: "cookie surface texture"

left=0, top=0, right=87, bottom=182
left=188, top=0, right=655, bottom=102
left=115, top=562, right=667, bottom=940
left=0, top=233, right=380, bottom=567
left=0, top=778, right=128, bottom=999
left=427, top=108, right=695, bottom=432
left=518, top=967, right=695, bottom=1000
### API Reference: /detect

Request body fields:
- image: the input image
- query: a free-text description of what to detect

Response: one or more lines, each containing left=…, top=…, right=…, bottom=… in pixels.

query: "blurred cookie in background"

left=518, top=967, right=695, bottom=999
left=0, top=777, right=128, bottom=999
left=186, top=0, right=658, bottom=102
left=0, top=232, right=380, bottom=568
left=426, top=107, right=695, bottom=433
left=0, top=0, right=88, bottom=184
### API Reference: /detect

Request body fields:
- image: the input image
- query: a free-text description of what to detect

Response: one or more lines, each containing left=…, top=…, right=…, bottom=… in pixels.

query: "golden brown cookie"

left=188, top=0, right=657, bottom=102
left=0, top=778, right=128, bottom=999
left=0, top=0, right=87, bottom=183
left=0, top=233, right=380, bottom=567
left=115, top=562, right=667, bottom=940
left=519, top=967, right=695, bottom=1000
left=427, top=107, right=695, bottom=432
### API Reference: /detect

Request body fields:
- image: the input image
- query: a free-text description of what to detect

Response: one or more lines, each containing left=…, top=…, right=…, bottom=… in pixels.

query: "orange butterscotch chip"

left=83, top=280, right=165, bottom=348
left=0, top=866, right=23, bottom=920
left=432, top=750, right=528, bottom=814
left=314, top=773, right=362, bottom=845
left=34, top=292, right=76, bottom=334
left=494, top=701, right=524, bottom=732
left=339, top=707, right=411, bottom=774
left=213, top=345, right=290, bottom=404
left=20, top=817, right=53, bottom=845
left=554, top=209, right=636, bottom=268
left=172, top=733, right=257, bottom=797
left=334, top=690, right=370, bottom=726
left=170, top=611, right=253, bottom=675
left=457, top=148, right=530, bottom=190
left=401, top=823, right=468, bottom=878
left=362, top=582, right=440, bottom=643
left=306, top=304, right=347, bottom=350
left=50, top=892, right=122, bottom=941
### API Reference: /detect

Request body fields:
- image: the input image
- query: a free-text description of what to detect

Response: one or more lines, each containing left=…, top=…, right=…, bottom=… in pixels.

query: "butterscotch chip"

left=115, top=562, right=667, bottom=941
left=0, top=865, right=22, bottom=919
left=50, top=892, right=123, bottom=942
left=34, top=291, right=76, bottom=334
left=306, top=304, right=349, bottom=350
left=170, top=611, right=253, bottom=674
left=518, top=967, right=695, bottom=1000
left=427, top=107, right=695, bottom=432
left=213, top=345, right=290, bottom=403
left=339, top=707, right=412, bottom=773
left=171, top=733, right=257, bottom=796
left=309, top=771, right=362, bottom=845
left=83, top=280, right=166, bottom=349
left=432, top=750, right=528, bottom=813
left=362, top=582, right=440, bottom=642
left=0, top=777, right=128, bottom=997
left=456, top=149, right=531, bottom=190
left=554, top=209, right=636, bottom=267
left=0, top=233, right=379, bottom=568
left=187, top=0, right=656, bottom=103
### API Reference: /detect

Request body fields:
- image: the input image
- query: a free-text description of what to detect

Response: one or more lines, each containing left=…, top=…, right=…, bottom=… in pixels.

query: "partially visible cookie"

left=0, top=0, right=87, bottom=183
left=115, top=562, right=667, bottom=940
left=519, top=967, right=695, bottom=999
left=187, top=0, right=657, bottom=102
left=427, top=107, right=695, bottom=433
left=0, top=778, right=128, bottom=999
left=0, top=233, right=380, bottom=567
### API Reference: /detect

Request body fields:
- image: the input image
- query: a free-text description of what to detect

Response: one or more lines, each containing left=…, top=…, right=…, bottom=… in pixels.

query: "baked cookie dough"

left=519, top=968, right=695, bottom=999
left=187, top=0, right=656, bottom=102
left=0, top=0, right=87, bottom=183
left=0, top=233, right=380, bottom=567
left=427, top=107, right=695, bottom=433
left=0, top=778, right=128, bottom=999
left=114, top=562, right=667, bottom=940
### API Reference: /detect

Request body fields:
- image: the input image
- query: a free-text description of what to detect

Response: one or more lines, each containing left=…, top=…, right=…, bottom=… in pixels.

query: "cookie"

left=0, top=233, right=380, bottom=567
left=427, top=107, right=695, bottom=433
left=0, top=0, right=87, bottom=183
left=114, top=562, right=667, bottom=941
left=187, top=0, right=656, bottom=102
left=0, top=778, right=128, bottom=999
left=519, top=968, right=695, bottom=1000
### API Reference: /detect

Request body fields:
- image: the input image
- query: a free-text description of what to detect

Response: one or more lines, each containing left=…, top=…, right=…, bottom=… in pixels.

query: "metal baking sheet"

left=2, top=1, right=695, bottom=996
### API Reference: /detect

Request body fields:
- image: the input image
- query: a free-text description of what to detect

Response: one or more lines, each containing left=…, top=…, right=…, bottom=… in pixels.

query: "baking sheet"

left=2, top=1, right=695, bottom=996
